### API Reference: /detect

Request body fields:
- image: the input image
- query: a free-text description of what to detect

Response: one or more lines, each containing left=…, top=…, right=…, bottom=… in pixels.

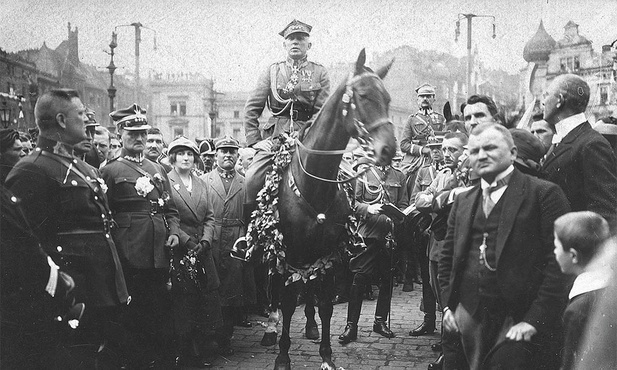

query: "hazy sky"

left=1, top=0, right=615, bottom=91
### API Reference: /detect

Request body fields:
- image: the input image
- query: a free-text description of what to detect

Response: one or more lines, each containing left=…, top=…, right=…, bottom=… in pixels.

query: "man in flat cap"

left=243, top=19, right=330, bottom=225
left=200, top=136, right=256, bottom=355
left=400, top=83, right=446, bottom=196
left=6, top=89, right=129, bottom=366
left=101, top=103, right=180, bottom=367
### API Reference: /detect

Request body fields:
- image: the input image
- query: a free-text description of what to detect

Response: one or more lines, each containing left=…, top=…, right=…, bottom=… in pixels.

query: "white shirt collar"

left=569, top=269, right=612, bottom=300
left=480, top=165, right=514, bottom=190
left=553, top=113, right=587, bottom=144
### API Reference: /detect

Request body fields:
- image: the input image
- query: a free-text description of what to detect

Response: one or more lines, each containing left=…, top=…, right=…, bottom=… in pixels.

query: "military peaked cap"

left=110, top=103, right=151, bottom=131
left=415, top=83, right=436, bottom=96
left=279, top=19, right=312, bottom=38
left=85, top=108, right=99, bottom=127
left=215, top=136, right=240, bottom=150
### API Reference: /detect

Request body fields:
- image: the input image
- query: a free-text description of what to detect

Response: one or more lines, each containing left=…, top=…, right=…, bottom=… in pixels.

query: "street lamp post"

left=0, top=103, right=11, bottom=129
left=107, top=32, right=118, bottom=124
left=456, top=14, right=496, bottom=96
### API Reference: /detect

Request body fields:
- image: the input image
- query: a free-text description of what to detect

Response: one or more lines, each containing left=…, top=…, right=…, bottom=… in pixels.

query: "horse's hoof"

left=261, top=332, right=277, bottom=346
left=305, top=325, right=320, bottom=340
left=274, top=363, right=291, bottom=370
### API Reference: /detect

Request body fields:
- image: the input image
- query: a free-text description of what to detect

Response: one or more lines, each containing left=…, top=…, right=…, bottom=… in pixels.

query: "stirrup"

left=230, top=236, right=253, bottom=262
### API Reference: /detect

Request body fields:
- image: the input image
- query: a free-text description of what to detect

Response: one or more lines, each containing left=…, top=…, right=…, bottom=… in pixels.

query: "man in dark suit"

left=541, top=74, right=617, bottom=228
left=439, top=123, right=571, bottom=369
left=101, top=103, right=180, bottom=366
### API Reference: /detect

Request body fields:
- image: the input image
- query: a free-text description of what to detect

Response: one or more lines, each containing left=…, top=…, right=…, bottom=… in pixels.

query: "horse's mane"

left=299, top=66, right=376, bottom=143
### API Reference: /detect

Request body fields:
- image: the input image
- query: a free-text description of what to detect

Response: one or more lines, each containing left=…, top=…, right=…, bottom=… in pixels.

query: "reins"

left=292, top=71, right=393, bottom=185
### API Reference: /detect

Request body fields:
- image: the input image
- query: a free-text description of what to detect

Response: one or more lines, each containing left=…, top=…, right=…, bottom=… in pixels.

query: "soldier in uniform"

left=6, top=89, right=128, bottom=366
left=399, top=83, right=446, bottom=193
left=338, top=161, right=408, bottom=343
left=101, top=103, right=181, bottom=367
left=243, top=19, right=330, bottom=223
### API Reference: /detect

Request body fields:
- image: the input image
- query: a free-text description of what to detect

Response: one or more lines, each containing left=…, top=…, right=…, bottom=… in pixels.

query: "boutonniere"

left=173, top=183, right=181, bottom=191
left=135, top=176, right=155, bottom=197
left=96, top=178, right=108, bottom=194
left=158, top=191, right=170, bottom=207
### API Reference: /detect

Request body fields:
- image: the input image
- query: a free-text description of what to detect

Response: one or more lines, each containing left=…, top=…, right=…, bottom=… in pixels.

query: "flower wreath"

left=246, top=134, right=366, bottom=286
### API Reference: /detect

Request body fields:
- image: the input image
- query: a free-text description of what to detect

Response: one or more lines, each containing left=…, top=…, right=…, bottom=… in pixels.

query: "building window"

left=573, top=56, right=580, bottom=70
left=170, top=101, right=187, bottom=116
left=173, top=127, right=184, bottom=137
left=600, top=86, right=608, bottom=105
left=234, top=110, right=240, bottom=119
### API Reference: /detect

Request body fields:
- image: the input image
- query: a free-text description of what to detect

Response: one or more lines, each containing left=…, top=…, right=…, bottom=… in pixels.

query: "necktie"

left=482, top=177, right=509, bottom=216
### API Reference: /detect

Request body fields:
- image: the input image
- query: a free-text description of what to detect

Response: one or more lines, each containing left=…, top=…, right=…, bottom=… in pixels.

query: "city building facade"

left=521, top=20, right=617, bottom=121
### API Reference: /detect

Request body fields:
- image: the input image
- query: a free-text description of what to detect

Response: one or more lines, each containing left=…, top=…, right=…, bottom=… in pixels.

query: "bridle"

left=294, top=71, right=393, bottom=184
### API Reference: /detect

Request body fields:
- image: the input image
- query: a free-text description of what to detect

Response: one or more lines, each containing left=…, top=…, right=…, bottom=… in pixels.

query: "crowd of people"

left=1, top=18, right=617, bottom=370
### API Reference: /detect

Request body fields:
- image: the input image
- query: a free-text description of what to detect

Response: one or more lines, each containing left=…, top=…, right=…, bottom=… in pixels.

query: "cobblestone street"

left=203, top=283, right=441, bottom=370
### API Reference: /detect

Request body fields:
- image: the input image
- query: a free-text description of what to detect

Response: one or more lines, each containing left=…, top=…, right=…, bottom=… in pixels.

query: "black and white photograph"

left=1, top=0, right=616, bottom=369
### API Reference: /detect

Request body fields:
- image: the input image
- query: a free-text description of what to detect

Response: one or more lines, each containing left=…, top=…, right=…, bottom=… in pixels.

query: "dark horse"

left=257, top=49, right=395, bottom=370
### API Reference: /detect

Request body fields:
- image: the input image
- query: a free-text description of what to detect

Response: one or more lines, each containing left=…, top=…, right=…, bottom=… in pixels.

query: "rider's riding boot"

left=338, top=284, right=363, bottom=343
left=230, top=202, right=257, bottom=261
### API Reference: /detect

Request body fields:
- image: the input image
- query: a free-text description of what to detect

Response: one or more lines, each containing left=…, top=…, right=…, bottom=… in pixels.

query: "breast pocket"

left=114, top=177, right=138, bottom=198
left=300, top=82, right=321, bottom=92
left=58, top=180, right=91, bottom=209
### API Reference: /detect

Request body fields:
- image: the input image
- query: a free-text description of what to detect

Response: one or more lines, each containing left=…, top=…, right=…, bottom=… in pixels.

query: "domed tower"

left=523, top=20, right=556, bottom=63
left=520, top=20, right=556, bottom=109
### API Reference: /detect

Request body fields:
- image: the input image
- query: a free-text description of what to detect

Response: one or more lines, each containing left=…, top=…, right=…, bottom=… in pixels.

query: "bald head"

left=553, top=74, right=589, bottom=113
left=543, top=74, right=589, bottom=124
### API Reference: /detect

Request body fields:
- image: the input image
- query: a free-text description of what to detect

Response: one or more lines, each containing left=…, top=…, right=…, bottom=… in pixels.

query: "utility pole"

left=131, top=22, right=142, bottom=105
left=456, top=14, right=496, bottom=96
left=113, top=23, right=156, bottom=106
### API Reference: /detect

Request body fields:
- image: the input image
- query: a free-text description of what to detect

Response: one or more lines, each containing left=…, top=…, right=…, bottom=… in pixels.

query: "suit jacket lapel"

left=169, top=169, right=199, bottom=219
left=495, top=169, right=525, bottom=263
left=456, top=186, right=480, bottom=258
left=226, top=174, right=243, bottom=202
left=209, top=172, right=227, bottom=202
left=541, top=121, right=588, bottom=168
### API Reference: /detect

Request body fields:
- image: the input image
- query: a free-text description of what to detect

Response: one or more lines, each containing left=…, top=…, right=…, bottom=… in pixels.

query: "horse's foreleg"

left=262, top=274, right=281, bottom=347
left=304, top=283, right=319, bottom=340
left=317, top=274, right=336, bottom=370
left=274, top=286, right=297, bottom=370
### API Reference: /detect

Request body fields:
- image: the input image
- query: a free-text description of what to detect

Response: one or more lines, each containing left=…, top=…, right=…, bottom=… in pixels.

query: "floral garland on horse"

left=246, top=134, right=366, bottom=286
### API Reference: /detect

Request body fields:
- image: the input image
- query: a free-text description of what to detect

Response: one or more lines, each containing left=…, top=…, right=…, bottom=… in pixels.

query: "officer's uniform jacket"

left=244, top=57, right=330, bottom=147
left=101, top=151, right=180, bottom=270
left=6, top=137, right=129, bottom=307
left=355, top=166, right=409, bottom=240
left=399, top=110, right=446, bottom=174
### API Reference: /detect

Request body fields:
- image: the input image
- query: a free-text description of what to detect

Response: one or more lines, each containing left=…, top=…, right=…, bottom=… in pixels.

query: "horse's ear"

left=375, top=58, right=394, bottom=80
left=355, top=49, right=366, bottom=75
left=443, top=101, right=452, bottom=122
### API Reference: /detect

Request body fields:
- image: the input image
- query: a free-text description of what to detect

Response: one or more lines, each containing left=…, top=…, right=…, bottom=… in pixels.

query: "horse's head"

left=344, top=49, right=396, bottom=166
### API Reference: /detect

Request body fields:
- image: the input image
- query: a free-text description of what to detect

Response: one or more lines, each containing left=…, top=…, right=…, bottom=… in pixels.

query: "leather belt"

left=214, top=218, right=243, bottom=227
left=114, top=200, right=163, bottom=215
